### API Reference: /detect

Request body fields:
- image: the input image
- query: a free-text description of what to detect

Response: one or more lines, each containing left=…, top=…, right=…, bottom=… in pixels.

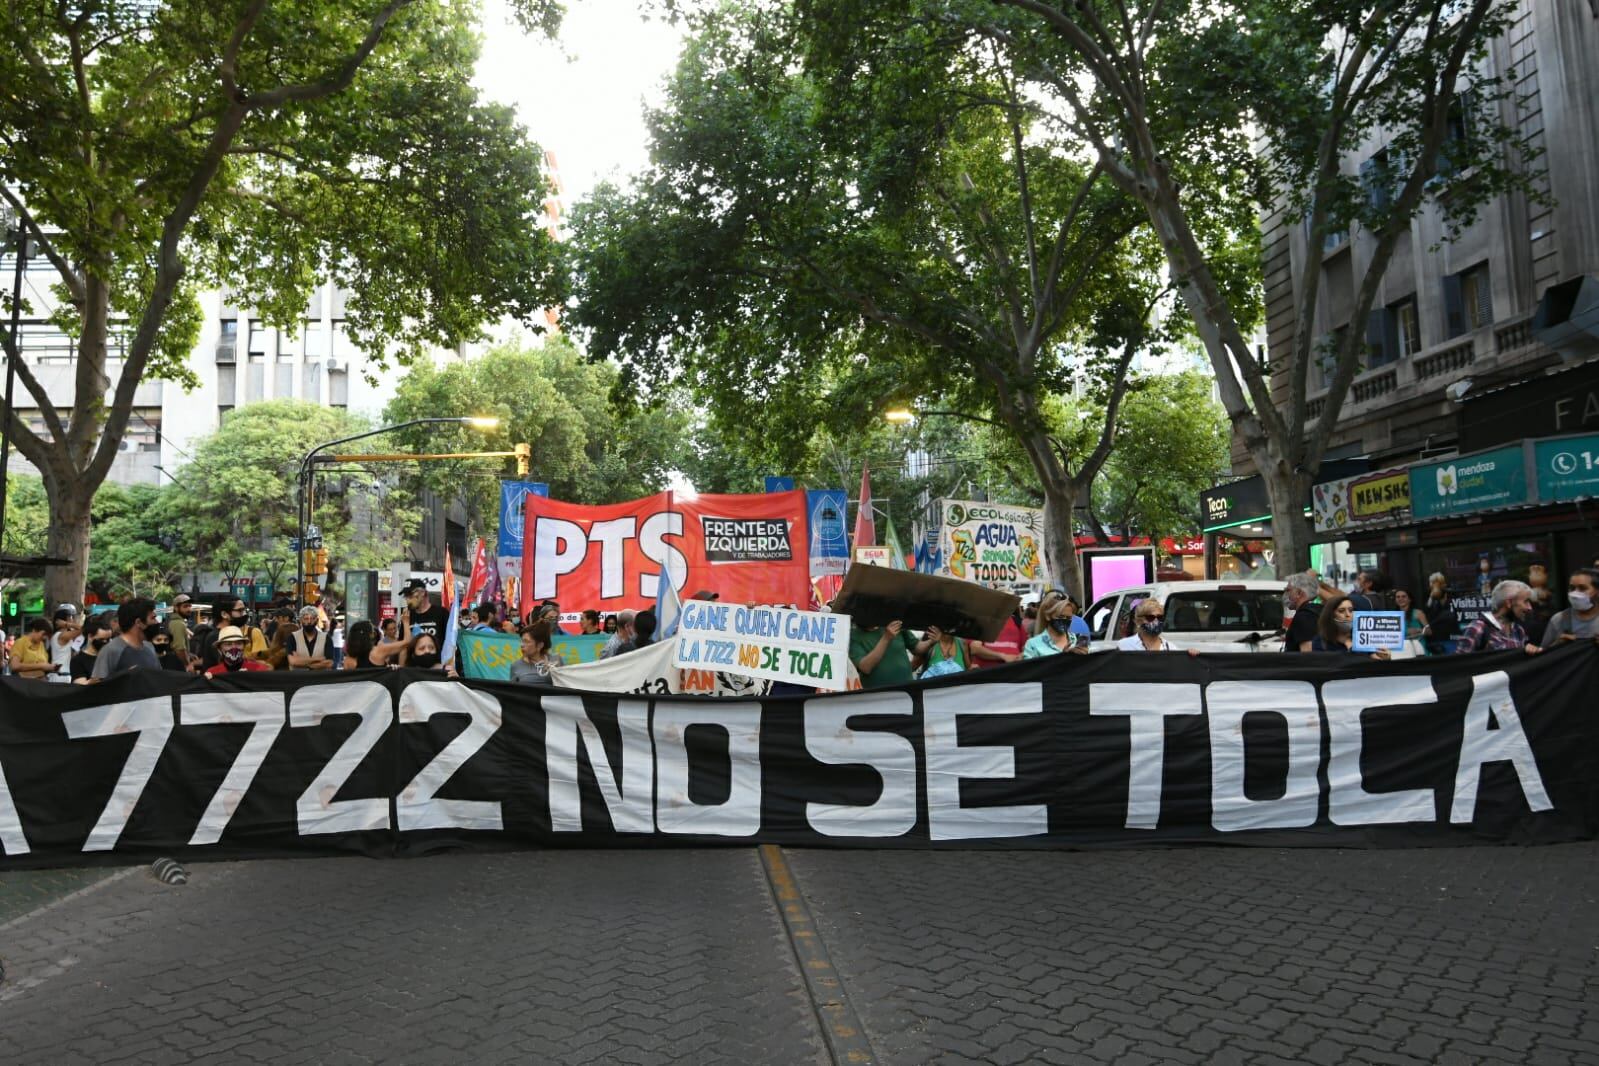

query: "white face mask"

left=1571, top=591, right=1595, bottom=612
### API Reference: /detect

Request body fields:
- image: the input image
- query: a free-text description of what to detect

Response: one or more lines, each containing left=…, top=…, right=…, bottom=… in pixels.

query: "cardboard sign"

left=853, top=546, right=893, bottom=567
left=1352, top=611, right=1407, bottom=652
left=672, top=600, right=852, bottom=691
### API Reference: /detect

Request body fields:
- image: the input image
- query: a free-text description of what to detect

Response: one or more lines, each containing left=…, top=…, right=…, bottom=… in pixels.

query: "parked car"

left=1083, top=581, right=1288, bottom=653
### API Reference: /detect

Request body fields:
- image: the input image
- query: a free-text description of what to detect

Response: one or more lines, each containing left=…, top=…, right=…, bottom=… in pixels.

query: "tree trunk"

left=1040, top=478, right=1084, bottom=604
left=42, top=469, right=93, bottom=608
left=1258, top=454, right=1313, bottom=577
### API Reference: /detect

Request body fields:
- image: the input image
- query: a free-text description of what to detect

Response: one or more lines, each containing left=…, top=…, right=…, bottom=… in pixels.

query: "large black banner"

left=2, top=646, right=1596, bottom=867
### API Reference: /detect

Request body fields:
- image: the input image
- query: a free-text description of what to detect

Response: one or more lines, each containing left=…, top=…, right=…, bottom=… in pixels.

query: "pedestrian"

left=91, top=598, right=163, bottom=678
left=203, top=627, right=272, bottom=678
left=1282, top=572, right=1322, bottom=652
left=1454, top=580, right=1542, bottom=655
left=1310, top=596, right=1393, bottom=659
left=399, top=579, right=449, bottom=645
left=287, top=606, right=335, bottom=670
left=1115, top=599, right=1189, bottom=653
left=916, top=622, right=972, bottom=674
left=1543, top=567, right=1599, bottom=645
left=848, top=619, right=922, bottom=689
left=70, top=613, right=114, bottom=682
left=579, top=609, right=602, bottom=635
left=263, top=622, right=294, bottom=669
left=407, top=632, right=447, bottom=671
left=218, top=598, right=270, bottom=662
left=1393, top=588, right=1430, bottom=647
left=1347, top=571, right=1379, bottom=612
left=509, top=620, right=564, bottom=685
left=47, top=606, right=83, bottom=684
left=471, top=604, right=498, bottom=631
left=973, top=606, right=1026, bottom=668
left=1024, top=594, right=1092, bottom=658
left=167, top=593, right=196, bottom=663
left=10, top=618, right=60, bottom=680
left=602, top=614, right=618, bottom=635
left=380, top=616, right=400, bottom=644
left=601, top=609, right=637, bottom=659
left=149, top=628, right=190, bottom=672
left=1422, top=573, right=1456, bottom=654
left=633, top=608, right=658, bottom=650
left=341, top=620, right=407, bottom=669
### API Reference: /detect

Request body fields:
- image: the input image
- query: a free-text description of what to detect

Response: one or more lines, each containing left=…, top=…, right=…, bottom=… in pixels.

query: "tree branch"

left=242, top=0, right=413, bottom=109
left=0, top=188, right=85, bottom=305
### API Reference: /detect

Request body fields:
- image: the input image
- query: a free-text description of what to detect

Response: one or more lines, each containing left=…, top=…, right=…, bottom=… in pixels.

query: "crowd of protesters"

left=6, top=561, right=1597, bottom=688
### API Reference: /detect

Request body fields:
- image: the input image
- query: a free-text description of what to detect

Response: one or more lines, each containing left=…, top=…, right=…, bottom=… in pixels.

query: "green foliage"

left=85, top=483, right=192, bottom=601
left=1, top=476, right=51, bottom=559
left=160, top=400, right=421, bottom=578
left=0, top=0, right=565, bottom=601
left=382, top=335, right=691, bottom=532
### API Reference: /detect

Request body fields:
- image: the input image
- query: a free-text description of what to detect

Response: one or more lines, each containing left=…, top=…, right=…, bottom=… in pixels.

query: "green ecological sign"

left=1408, top=444, right=1529, bottom=519
left=1534, top=433, right=1599, bottom=502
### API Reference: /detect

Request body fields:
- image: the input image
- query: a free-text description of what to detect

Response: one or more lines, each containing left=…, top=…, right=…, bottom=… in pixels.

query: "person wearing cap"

left=47, top=605, right=83, bottom=684
left=287, top=605, right=335, bottom=670
left=204, top=627, right=272, bottom=678
left=400, top=578, right=450, bottom=646
left=168, top=593, right=195, bottom=662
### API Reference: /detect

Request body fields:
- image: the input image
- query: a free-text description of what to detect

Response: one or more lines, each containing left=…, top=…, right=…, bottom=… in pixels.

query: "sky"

left=473, top=0, right=685, bottom=211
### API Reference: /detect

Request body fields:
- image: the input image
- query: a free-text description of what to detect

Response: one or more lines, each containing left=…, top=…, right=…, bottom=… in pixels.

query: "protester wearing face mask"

left=1455, top=579, right=1542, bottom=655
left=149, top=629, right=190, bottom=672
left=204, top=627, right=272, bottom=678
left=407, top=633, right=445, bottom=671
left=1310, top=595, right=1393, bottom=659
left=1544, top=568, right=1599, bottom=645
left=1024, top=594, right=1091, bottom=658
left=1116, top=599, right=1193, bottom=654
left=287, top=606, right=335, bottom=670
left=71, top=614, right=115, bottom=682
left=222, top=598, right=269, bottom=661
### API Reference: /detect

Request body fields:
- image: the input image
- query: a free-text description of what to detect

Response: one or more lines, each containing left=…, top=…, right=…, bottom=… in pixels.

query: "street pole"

left=295, top=416, right=498, bottom=607
left=0, top=208, right=29, bottom=555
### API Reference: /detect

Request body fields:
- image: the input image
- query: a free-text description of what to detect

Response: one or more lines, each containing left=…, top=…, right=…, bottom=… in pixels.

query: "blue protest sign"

left=1352, top=611, right=1407, bottom=652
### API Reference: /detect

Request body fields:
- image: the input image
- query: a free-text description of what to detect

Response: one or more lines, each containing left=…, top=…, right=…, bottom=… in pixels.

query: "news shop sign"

left=672, top=600, right=851, bottom=691
left=1353, top=611, right=1407, bottom=652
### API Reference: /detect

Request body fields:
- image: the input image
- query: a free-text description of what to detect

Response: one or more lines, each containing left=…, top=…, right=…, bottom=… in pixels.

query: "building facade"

left=1214, top=1, right=1599, bottom=591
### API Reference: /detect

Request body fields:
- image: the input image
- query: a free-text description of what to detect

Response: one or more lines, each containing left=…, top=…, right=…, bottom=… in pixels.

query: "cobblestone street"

left=2, top=844, right=1597, bottom=1064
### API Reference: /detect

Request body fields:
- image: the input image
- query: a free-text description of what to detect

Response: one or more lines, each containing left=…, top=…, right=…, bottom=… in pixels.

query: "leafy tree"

left=0, top=0, right=565, bottom=606
left=84, top=482, right=193, bottom=602
left=805, top=0, right=1539, bottom=570
left=382, top=336, right=693, bottom=538
left=1, top=474, right=52, bottom=613
left=567, top=2, right=1233, bottom=598
left=161, top=400, right=421, bottom=590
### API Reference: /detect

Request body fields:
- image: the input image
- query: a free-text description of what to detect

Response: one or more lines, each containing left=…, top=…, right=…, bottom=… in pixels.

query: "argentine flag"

left=656, top=567, right=684, bottom=639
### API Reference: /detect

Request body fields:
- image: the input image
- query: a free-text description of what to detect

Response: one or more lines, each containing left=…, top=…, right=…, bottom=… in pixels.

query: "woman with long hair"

left=1310, top=596, right=1392, bottom=659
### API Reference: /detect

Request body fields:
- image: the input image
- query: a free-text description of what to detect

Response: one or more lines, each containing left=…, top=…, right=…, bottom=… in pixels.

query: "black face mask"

left=303, top=623, right=319, bottom=637
left=411, top=653, right=441, bottom=669
left=1048, top=618, right=1072, bottom=634
left=92, top=637, right=111, bottom=649
left=153, top=644, right=172, bottom=656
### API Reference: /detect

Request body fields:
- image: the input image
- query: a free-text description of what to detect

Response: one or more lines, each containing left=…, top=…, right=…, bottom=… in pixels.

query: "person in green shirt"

left=849, top=619, right=923, bottom=688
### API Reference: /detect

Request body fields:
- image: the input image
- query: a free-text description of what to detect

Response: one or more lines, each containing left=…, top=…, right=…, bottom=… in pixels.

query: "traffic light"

left=314, top=548, right=328, bottom=574
left=4, top=596, right=15, bottom=618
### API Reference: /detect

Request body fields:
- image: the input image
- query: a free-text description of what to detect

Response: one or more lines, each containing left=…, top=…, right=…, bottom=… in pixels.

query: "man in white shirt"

left=48, top=605, right=83, bottom=684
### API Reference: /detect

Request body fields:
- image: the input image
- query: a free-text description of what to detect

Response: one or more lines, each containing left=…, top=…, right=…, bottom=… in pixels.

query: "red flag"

left=464, top=537, right=490, bottom=606
left=853, top=463, right=876, bottom=550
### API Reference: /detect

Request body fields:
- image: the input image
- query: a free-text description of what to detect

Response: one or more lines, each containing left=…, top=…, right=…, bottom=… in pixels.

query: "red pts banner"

left=519, top=490, right=811, bottom=616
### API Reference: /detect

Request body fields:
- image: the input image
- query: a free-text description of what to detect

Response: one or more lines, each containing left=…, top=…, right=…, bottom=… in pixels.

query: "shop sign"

left=1312, top=467, right=1411, bottom=533
left=1199, top=476, right=1270, bottom=532
left=1533, top=432, right=1599, bottom=502
left=1408, top=444, right=1530, bottom=520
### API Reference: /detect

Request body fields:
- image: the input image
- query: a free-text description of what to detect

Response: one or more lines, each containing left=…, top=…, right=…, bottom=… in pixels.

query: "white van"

left=1082, top=580, right=1288, bottom=653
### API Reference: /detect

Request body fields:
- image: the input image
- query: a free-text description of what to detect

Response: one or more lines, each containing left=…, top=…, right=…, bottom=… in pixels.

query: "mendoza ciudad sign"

left=1409, top=444, right=1530, bottom=519
left=673, top=600, right=851, bottom=690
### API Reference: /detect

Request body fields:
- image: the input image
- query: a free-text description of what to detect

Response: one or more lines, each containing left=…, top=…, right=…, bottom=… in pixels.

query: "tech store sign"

left=1409, top=444, right=1530, bottom=520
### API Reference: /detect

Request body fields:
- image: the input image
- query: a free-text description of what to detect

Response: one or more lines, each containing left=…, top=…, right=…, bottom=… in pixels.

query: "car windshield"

left=1163, top=591, right=1284, bottom=633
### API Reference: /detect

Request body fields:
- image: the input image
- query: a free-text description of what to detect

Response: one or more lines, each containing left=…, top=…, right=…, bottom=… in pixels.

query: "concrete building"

left=1213, top=1, right=1599, bottom=593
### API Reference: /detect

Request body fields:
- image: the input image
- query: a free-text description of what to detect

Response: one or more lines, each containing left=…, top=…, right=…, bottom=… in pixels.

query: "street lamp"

left=295, top=416, right=499, bottom=606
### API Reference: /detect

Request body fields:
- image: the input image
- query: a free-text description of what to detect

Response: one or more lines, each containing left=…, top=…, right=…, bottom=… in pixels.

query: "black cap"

left=400, top=578, right=429, bottom=595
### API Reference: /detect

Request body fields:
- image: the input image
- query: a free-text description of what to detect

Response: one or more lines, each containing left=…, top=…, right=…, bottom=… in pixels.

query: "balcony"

left=1304, top=312, right=1540, bottom=425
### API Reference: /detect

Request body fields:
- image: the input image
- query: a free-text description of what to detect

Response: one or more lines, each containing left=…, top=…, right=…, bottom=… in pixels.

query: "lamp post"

left=295, top=417, right=498, bottom=607
left=0, top=205, right=32, bottom=554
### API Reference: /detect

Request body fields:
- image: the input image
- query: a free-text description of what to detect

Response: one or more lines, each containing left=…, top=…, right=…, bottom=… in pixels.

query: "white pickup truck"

left=1082, top=580, right=1289, bottom=654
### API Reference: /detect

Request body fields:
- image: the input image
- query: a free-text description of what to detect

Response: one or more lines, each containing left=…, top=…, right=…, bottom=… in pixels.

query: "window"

left=1163, top=591, right=1284, bottom=633
left=275, top=360, right=294, bottom=398
left=218, top=404, right=234, bottom=422
left=302, top=359, right=322, bottom=401
left=1360, top=149, right=1399, bottom=214
left=1366, top=296, right=1421, bottom=368
left=304, top=322, right=324, bottom=361
left=247, top=358, right=265, bottom=402
left=1439, top=90, right=1478, bottom=177
left=1111, top=596, right=1145, bottom=641
left=1085, top=597, right=1117, bottom=640
left=1443, top=262, right=1493, bottom=338
left=329, top=367, right=349, bottom=408
left=1303, top=213, right=1347, bottom=254
left=216, top=319, right=238, bottom=363
left=216, top=364, right=237, bottom=404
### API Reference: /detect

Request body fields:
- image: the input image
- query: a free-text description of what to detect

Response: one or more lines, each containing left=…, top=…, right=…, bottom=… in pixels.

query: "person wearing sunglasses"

left=1115, top=599, right=1191, bottom=654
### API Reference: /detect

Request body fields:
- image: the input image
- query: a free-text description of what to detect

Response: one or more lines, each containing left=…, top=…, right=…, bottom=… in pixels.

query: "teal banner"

left=1408, top=444, right=1530, bottom=520
left=1533, top=433, right=1599, bottom=503
left=458, top=629, right=608, bottom=680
